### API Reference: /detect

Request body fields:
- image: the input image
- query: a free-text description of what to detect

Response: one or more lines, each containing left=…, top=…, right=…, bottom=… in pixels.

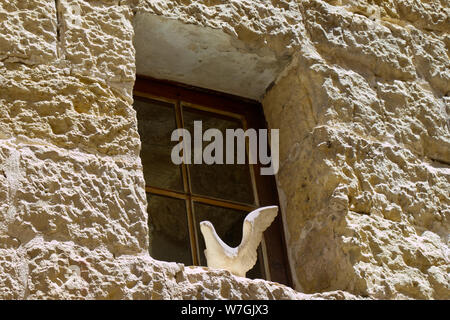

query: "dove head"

left=200, top=220, right=223, bottom=242
left=199, top=220, right=219, bottom=249
left=200, top=220, right=214, bottom=234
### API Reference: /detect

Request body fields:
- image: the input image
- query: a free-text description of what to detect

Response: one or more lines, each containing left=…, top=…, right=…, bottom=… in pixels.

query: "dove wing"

left=237, top=206, right=278, bottom=273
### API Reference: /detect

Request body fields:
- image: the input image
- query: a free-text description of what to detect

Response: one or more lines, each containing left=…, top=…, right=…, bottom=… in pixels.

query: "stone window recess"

left=133, top=76, right=292, bottom=286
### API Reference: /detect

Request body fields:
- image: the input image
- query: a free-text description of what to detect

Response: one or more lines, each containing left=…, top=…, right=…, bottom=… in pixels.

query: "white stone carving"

left=199, top=206, right=278, bottom=277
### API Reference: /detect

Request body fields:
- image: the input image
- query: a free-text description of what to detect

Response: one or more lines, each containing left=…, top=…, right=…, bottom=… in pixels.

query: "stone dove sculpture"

left=199, top=205, right=278, bottom=277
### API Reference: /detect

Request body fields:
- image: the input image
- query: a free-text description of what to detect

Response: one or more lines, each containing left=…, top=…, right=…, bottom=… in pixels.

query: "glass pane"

left=134, top=97, right=183, bottom=191
left=194, top=202, right=264, bottom=279
left=183, top=107, right=255, bottom=204
left=147, top=194, right=192, bottom=265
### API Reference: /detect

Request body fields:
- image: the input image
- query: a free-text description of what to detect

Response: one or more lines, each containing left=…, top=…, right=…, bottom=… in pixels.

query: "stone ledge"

left=0, top=237, right=359, bottom=299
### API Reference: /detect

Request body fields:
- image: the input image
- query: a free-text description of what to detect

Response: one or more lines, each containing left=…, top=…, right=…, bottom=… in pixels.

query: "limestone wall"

left=263, top=1, right=449, bottom=299
left=0, top=0, right=448, bottom=299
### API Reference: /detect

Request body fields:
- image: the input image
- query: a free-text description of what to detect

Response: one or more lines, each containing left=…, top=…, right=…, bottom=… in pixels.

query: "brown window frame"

left=134, top=75, right=292, bottom=287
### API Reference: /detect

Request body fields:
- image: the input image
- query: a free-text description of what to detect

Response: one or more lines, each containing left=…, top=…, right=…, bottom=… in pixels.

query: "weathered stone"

left=262, top=1, right=449, bottom=298
left=0, top=0, right=57, bottom=65
left=0, top=0, right=448, bottom=300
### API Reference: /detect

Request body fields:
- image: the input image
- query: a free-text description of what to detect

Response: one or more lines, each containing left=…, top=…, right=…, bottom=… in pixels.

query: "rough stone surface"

left=263, top=1, right=450, bottom=299
left=0, top=0, right=448, bottom=299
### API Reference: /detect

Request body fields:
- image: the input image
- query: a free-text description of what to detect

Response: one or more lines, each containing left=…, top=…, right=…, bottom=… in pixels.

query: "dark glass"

left=194, top=202, right=264, bottom=279
left=134, top=98, right=183, bottom=191
left=183, top=107, right=255, bottom=205
left=147, top=194, right=192, bottom=265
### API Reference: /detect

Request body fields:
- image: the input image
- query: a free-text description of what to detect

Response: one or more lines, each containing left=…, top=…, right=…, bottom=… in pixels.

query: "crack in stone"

left=55, top=0, right=64, bottom=59
left=429, top=157, right=450, bottom=167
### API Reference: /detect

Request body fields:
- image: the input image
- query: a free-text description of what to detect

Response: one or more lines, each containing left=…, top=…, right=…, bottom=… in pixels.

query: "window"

left=133, top=76, right=292, bottom=286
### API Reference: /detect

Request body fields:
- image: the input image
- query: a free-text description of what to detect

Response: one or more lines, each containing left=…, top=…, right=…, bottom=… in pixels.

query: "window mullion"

left=175, top=98, right=199, bottom=265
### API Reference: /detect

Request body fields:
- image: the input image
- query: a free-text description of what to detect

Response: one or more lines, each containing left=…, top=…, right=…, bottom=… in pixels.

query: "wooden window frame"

left=134, top=75, right=292, bottom=287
